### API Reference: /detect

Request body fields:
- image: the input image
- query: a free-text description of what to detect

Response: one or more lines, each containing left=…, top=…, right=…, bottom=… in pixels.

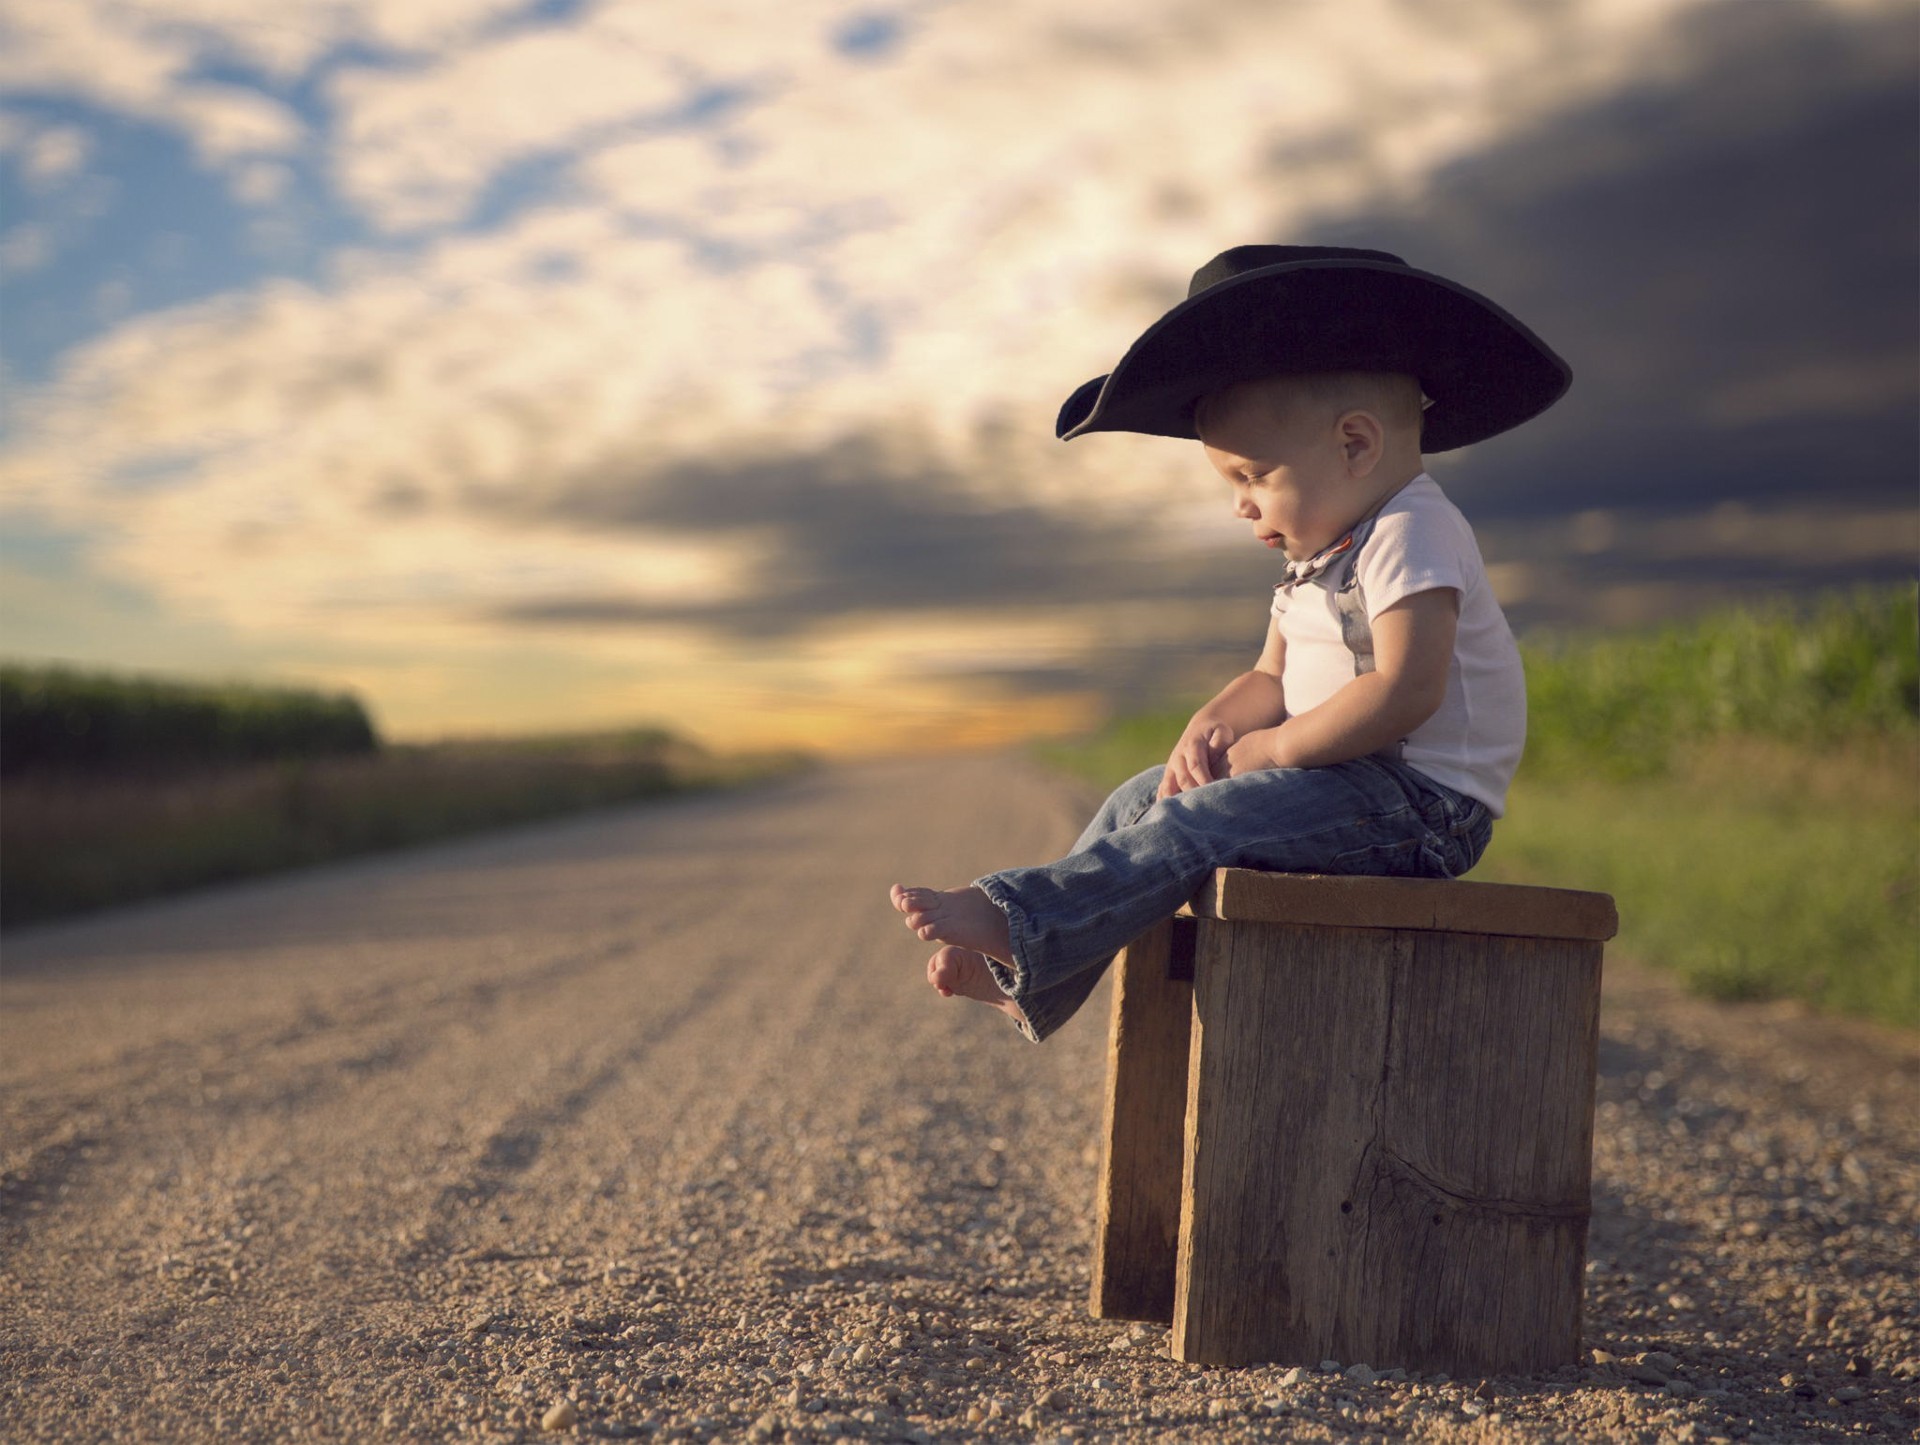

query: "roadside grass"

left=1, top=661, right=377, bottom=772
left=1033, top=585, right=1919, bottom=1031
left=1476, top=734, right=1918, bottom=1029
left=1, top=731, right=810, bottom=928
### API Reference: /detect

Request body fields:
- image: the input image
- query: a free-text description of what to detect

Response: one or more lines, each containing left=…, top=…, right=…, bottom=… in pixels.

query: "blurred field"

left=0, top=664, right=809, bottom=926
left=1038, top=585, right=1919, bottom=1030
left=1, top=663, right=377, bottom=773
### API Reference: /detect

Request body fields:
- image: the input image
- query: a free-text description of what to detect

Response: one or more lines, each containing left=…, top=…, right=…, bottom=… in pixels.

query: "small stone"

left=1092, top=1377, right=1117, bottom=1392
left=851, top=1343, right=872, bottom=1366
left=1206, top=1400, right=1231, bottom=1420
left=1280, top=1367, right=1310, bottom=1387
left=1643, top=1350, right=1679, bottom=1373
left=1833, top=1386, right=1864, bottom=1403
left=1629, top=1362, right=1671, bottom=1386
left=1591, top=1348, right=1617, bottom=1366
left=1319, top=1359, right=1342, bottom=1373
left=1461, top=1400, right=1486, bottom=1418
left=747, top=1414, right=781, bottom=1442
left=965, top=1404, right=985, bottom=1423
left=541, top=1401, right=578, bottom=1432
left=1036, top=1389, right=1064, bottom=1410
left=1666, top=1379, right=1696, bottom=1399
left=1344, top=1364, right=1377, bottom=1386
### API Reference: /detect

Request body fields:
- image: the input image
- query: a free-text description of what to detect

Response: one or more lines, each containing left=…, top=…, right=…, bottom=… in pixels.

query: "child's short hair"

left=1197, top=371, right=1427, bottom=440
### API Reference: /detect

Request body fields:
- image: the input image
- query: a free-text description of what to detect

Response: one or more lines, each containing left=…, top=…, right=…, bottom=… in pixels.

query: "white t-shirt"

left=1268, top=473, right=1525, bottom=816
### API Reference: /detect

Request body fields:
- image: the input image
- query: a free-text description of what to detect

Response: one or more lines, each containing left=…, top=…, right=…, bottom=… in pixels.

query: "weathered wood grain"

left=1090, top=916, right=1196, bottom=1323
left=1171, top=919, right=1604, bottom=1372
left=1188, top=870, right=1618, bottom=942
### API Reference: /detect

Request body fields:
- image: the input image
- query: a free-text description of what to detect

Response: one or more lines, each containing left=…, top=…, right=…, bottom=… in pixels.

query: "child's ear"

left=1337, top=409, right=1385, bottom=476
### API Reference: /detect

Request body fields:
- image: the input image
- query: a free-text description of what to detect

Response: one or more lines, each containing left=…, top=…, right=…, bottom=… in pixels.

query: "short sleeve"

left=1355, top=489, right=1473, bottom=619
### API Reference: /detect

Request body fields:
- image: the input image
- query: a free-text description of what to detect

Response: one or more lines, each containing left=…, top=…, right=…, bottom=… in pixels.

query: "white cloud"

left=323, top=2, right=906, bottom=232
left=231, top=158, right=294, bottom=206
left=0, top=221, right=51, bottom=276
left=21, top=123, right=91, bottom=185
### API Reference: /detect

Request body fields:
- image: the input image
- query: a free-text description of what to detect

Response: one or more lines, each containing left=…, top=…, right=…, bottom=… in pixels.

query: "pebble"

left=1343, top=1363, right=1376, bottom=1386
left=1319, top=1359, right=1342, bottom=1373
left=541, top=1401, right=578, bottom=1432
left=1280, top=1366, right=1311, bottom=1387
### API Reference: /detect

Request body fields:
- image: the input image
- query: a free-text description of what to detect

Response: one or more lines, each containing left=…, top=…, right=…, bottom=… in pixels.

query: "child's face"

left=1194, top=380, right=1364, bottom=562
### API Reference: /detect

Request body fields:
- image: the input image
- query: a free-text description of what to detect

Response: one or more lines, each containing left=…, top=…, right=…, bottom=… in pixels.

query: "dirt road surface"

left=4, top=755, right=1916, bottom=1443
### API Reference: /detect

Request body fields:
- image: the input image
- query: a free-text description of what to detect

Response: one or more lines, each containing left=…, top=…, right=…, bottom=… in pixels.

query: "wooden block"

left=1090, top=916, right=1196, bottom=1323
left=1171, top=919, right=1603, bottom=1373
left=1189, top=869, right=1618, bottom=942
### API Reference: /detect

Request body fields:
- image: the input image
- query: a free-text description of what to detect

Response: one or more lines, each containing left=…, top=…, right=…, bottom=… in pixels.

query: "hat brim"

left=1056, top=259, right=1569, bottom=452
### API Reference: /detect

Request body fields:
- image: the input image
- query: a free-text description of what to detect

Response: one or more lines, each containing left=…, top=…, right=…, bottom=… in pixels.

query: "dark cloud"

left=1306, top=0, right=1918, bottom=524
left=493, top=436, right=1283, bottom=639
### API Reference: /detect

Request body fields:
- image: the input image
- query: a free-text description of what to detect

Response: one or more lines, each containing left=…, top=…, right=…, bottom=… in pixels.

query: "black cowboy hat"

left=1056, top=245, right=1571, bottom=452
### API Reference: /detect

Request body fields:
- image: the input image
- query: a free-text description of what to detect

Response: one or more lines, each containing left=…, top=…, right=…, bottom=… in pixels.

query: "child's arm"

left=1226, top=588, right=1458, bottom=775
left=1159, top=618, right=1288, bottom=797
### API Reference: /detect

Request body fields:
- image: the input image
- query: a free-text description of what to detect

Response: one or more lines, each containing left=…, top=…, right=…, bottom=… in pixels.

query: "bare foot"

left=927, top=946, right=1027, bottom=1025
left=888, top=883, right=1014, bottom=964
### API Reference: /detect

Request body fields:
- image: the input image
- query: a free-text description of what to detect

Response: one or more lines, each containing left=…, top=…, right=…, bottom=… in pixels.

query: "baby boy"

left=891, top=244, right=1570, bottom=1042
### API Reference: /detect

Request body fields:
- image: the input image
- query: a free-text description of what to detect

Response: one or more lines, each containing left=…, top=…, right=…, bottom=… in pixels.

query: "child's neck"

left=1301, top=459, right=1425, bottom=559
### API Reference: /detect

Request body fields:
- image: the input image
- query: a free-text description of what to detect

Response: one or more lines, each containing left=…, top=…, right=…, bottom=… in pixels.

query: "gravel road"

left=3, top=755, right=1916, bottom=1444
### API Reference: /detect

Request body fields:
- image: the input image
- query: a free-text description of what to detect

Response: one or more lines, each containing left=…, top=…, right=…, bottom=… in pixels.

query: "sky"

left=1, top=0, right=1915, bottom=754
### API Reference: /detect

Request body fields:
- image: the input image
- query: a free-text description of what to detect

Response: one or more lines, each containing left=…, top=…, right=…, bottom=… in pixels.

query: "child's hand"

left=1224, top=728, right=1284, bottom=777
left=1159, top=718, right=1237, bottom=798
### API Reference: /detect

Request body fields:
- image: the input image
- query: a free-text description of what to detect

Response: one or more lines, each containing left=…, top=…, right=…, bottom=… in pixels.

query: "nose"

left=1232, top=487, right=1260, bottom=520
